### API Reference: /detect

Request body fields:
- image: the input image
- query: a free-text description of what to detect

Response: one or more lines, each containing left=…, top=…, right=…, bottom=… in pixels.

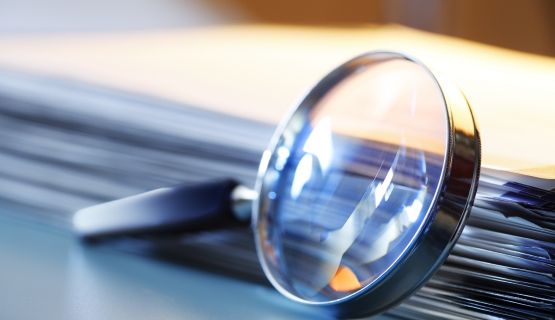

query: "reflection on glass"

left=258, top=57, right=449, bottom=303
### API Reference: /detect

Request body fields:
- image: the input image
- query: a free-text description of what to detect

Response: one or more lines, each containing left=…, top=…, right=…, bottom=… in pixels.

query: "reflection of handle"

left=73, top=179, right=250, bottom=241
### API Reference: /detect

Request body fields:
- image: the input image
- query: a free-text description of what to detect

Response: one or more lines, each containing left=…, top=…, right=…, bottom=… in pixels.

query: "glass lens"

left=256, top=55, right=449, bottom=303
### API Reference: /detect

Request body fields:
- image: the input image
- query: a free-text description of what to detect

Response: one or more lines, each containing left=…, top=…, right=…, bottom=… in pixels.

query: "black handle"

left=73, top=179, right=245, bottom=241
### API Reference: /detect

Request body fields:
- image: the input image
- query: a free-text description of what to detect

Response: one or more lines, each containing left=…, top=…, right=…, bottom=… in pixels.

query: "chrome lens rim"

left=252, top=51, right=480, bottom=317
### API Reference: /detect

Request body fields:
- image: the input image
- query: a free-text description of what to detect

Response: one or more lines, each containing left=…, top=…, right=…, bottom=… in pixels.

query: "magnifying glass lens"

left=256, top=56, right=450, bottom=303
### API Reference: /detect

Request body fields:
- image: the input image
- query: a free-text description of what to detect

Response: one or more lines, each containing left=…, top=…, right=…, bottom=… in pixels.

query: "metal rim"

left=252, top=51, right=481, bottom=317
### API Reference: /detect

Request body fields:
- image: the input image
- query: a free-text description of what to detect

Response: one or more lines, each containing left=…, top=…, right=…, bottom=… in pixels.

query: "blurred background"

left=0, top=1, right=553, bottom=319
left=1, top=0, right=554, bottom=56
left=0, top=0, right=553, bottom=221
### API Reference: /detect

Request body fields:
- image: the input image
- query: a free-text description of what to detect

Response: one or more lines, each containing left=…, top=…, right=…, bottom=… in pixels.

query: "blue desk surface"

left=0, top=214, right=341, bottom=320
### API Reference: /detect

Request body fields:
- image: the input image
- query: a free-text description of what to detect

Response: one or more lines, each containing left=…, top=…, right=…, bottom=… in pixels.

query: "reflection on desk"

left=0, top=213, right=340, bottom=320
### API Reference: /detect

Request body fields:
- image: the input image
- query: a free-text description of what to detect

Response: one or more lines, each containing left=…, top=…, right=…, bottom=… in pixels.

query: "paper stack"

left=0, top=69, right=552, bottom=319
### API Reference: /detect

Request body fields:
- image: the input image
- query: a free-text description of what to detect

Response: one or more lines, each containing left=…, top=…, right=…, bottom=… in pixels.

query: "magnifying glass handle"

left=73, top=179, right=254, bottom=241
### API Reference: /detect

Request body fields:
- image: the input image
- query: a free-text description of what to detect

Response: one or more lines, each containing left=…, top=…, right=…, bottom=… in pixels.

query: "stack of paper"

left=396, top=168, right=555, bottom=318
left=0, top=68, right=553, bottom=319
left=0, top=69, right=270, bottom=226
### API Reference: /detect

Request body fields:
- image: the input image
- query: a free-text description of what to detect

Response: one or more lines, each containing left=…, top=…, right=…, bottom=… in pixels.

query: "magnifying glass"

left=73, top=51, right=480, bottom=317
